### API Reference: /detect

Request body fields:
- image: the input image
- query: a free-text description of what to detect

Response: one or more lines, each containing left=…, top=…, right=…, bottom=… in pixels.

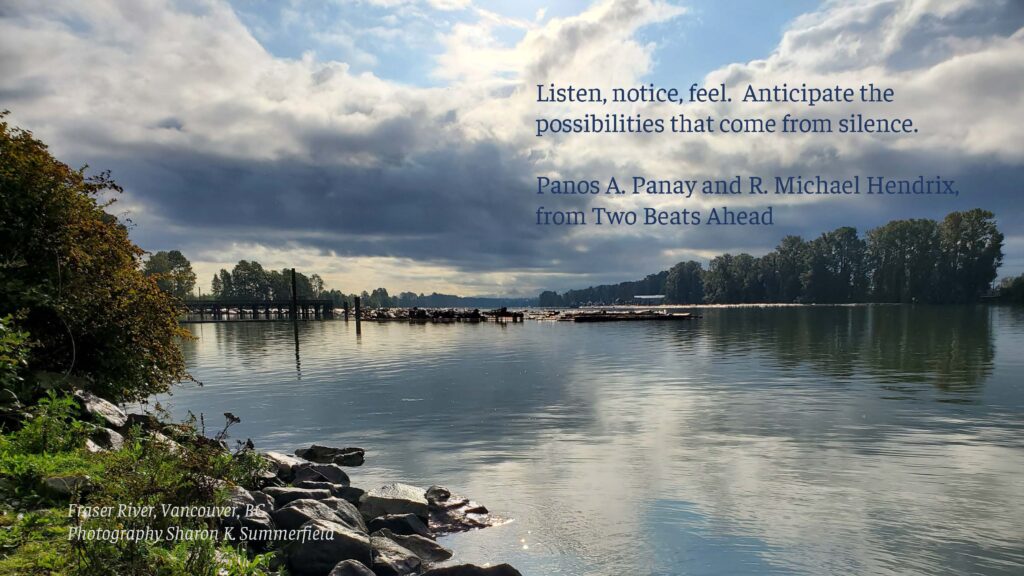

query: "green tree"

left=803, top=227, right=867, bottom=303
left=142, top=250, right=196, bottom=298
left=229, top=260, right=271, bottom=299
left=213, top=269, right=234, bottom=300
left=664, top=261, right=705, bottom=304
left=0, top=114, right=189, bottom=402
left=938, top=209, right=1003, bottom=303
left=866, top=219, right=940, bottom=303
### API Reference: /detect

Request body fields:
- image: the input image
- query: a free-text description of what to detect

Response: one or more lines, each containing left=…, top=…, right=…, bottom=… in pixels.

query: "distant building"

left=632, top=294, right=665, bottom=305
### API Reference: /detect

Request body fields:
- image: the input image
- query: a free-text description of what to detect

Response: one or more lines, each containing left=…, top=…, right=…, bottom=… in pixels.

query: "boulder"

left=425, top=485, right=451, bottom=506
left=148, top=431, right=182, bottom=454
left=328, top=560, right=375, bottom=576
left=373, top=528, right=452, bottom=562
left=295, top=445, right=365, bottom=467
left=294, top=463, right=350, bottom=486
left=420, top=565, right=523, bottom=576
left=264, top=451, right=306, bottom=480
left=226, top=485, right=256, bottom=509
left=89, top=427, right=124, bottom=451
left=333, top=486, right=366, bottom=505
left=73, top=390, right=126, bottom=428
left=124, top=412, right=162, bottom=431
left=360, top=483, right=428, bottom=521
left=428, top=490, right=500, bottom=535
left=370, top=535, right=422, bottom=576
left=221, top=506, right=276, bottom=549
left=42, top=475, right=94, bottom=498
left=288, top=519, right=371, bottom=575
left=367, top=514, right=431, bottom=539
left=264, top=486, right=332, bottom=507
left=251, top=490, right=276, bottom=513
left=321, top=497, right=367, bottom=532
left=273, top=499, right=362, bottom=532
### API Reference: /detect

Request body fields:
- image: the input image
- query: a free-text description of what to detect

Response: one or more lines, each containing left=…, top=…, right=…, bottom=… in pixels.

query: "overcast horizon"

left=2, top=0, right=1022, bottom=298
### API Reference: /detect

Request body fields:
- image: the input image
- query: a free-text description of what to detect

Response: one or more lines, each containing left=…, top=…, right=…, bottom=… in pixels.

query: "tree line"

left=539, top=209, right=1006, bottom=306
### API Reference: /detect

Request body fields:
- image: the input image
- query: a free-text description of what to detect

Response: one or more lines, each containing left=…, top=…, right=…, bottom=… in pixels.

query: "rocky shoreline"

left=69, top=391, right=522, bottom=576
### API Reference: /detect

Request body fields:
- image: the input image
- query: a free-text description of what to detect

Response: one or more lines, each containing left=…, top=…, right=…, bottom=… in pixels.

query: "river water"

left=163, top=305, right=1024, bottom=576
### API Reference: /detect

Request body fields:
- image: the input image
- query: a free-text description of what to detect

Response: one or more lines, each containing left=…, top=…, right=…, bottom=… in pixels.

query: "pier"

left=183, top=299, right=335, bottom=321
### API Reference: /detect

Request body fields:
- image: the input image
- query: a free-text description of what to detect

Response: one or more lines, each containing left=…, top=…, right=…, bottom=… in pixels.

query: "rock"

left=73, top=390, right=127, bottom=428
left=321, top=497, right=367, bottom=532
left=148, top=431, right=182, bottom=454
left=334, top=486, right=365, bottom=505
left=367, top=514, right=431, bottom=539
left=124, top=412, right=162, bottom=431
left=273, top=499, right=361, bottom=532
left=360, top=483, right=428, bottom=521
left=425, top=485, right=451, bottom=506
left=328, top=559, right=375, bottom=576
left=370, top=535, right=421, bottom=576
left=42, top=475, right=94, bottom=497
left=288, top=519, right=371, bottom=576
left=221, top=505, right=276, bottom=549
left=84, top=439, right=105, bottom=453
left=90, top=427, right=124, bottom=451
left=251, top=490, right=276, bottom=513
left=264, top=486, right=332, bottom=506
left=428, top=489, right=501, bottom=535
left=226, top=485, right=256, bottom=508
left=264, top=451, right=306, bottom=481
left=295, top=445, right=365, bottom=467
left=373, top=528, right=452, bottom=562
left=420, top=565, right=523, bottom=576
left=294, top=463, right=350, bottom=486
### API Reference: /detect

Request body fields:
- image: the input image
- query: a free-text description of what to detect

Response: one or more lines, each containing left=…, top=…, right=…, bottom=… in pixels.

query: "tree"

left=664, top=261, right=704, bottom=304
left=214, top=269, right=234, bottom=300
left=143, top=250, right=196, bottom=298
left=803, top=227, right=867, bottom=303
left=538, top=290, right=564, bottom=307
left=230, top=260, right=270, bottom=299
left=866, top=219, right=940, bottom=303
left=938, top=209, right=1003, bottom=303
left=0, top=114, right=190, bottom=402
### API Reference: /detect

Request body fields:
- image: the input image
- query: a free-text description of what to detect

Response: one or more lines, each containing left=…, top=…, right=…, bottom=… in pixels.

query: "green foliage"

left=143, top=251, right=197, bottom=299
left=9, top=392, right=89, bottom=454
left=0, top=315, right=29, bottom=394
left=0, top=114, right=191, bottom=402
left=996, top=274, right=1024, bottom=303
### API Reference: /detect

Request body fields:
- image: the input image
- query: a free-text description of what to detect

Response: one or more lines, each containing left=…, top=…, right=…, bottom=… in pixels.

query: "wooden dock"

left=183, top=299, right=335, bottom=321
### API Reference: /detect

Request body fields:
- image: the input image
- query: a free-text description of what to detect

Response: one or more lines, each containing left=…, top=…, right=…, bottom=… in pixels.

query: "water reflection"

left=164, top=306, right=1023, bottom=576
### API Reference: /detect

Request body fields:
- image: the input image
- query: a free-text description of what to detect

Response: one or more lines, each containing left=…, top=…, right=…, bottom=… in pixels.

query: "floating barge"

left=563, top=310, right=698, bottom=323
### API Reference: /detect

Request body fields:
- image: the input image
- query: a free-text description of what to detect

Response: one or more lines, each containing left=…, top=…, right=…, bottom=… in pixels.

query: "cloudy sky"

left=2, top=0, right=1022, bottom=296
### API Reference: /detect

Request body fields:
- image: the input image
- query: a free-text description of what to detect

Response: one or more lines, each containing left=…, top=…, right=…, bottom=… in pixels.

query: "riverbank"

left=0, top=390, right=521, bottom=576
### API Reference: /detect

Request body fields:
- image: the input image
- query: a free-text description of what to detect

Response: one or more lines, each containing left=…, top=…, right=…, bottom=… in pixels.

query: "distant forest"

left=540, top=209, right=1016, bottom=306
left=199, top=261, right=533, bottom=309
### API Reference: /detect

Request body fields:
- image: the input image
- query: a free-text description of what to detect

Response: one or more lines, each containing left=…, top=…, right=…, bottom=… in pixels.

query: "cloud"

left=1, top=0, right=1022, bottom=295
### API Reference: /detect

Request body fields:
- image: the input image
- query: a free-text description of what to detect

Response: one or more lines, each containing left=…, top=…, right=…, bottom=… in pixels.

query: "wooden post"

left=354, top=296, right=362, bottom=334
left=290, top=268, right=298, bottom=321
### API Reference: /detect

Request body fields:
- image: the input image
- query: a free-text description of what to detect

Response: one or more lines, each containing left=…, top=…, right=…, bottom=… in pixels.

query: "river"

left=161, top=305, right=1024, bottom=576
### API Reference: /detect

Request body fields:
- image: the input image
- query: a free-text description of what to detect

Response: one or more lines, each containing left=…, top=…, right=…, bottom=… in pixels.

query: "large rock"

left=295, top=445, right=365, bottom=467
left=421, top=565, right=522, bottom=576
left=288, top=519, right=371, bottom=576
left=89, top=427, right=124, bottom=451
left=321, top=497, right=367, bottom=532
left=273, top=499, right=362, bottom=532
left=221, top=503, right=276, bottom=550
left=360, top=483, right=428, bottom=521
left=73, top=390, right=126, bottom=428
left=251, top=490, right=276, bottom=513
left=428, top=488, right=500, bottom=535
left=264, top=451, right=306, bottom=481
left=264, top=486, right=332, bottom=506
left=367, top=514, right=431, bottom=539
left=42, top=475, right=94, bottom=498
left=328, top=560, right=375, bottom=576
left=294, top=463, right=350, bottom=486
left=370, top=535, right=421, bottom=576
left=373, top=528, right=452, bottom=562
